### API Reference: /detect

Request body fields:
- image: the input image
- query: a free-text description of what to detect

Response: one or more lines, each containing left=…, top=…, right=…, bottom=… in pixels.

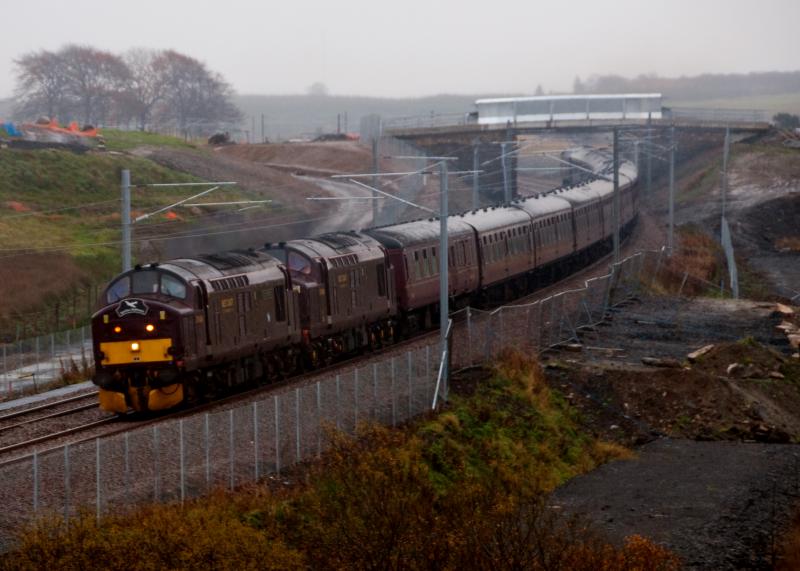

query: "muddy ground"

left=539, top=136, right=800, bottom=569
left=544, top=294, right=800, bottom=569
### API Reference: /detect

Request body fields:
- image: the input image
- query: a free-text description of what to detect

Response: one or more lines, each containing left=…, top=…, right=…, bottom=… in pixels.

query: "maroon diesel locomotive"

left=92, top=148, right=639, bottom=413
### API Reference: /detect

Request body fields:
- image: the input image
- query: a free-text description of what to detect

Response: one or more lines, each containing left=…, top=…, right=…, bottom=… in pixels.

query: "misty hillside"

left=233, top=93, right=511, bottom=140
left=577, top=71, right=800, bottom=102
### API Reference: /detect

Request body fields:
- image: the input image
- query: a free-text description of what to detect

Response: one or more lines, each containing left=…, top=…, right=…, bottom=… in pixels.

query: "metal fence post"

left=295, top=387, right=301, bottom=462
left=229, top=409, right=235, bottom=491
left=204, top=413, right=210, bottom=490
left=316, top=381, right=322, bottom=458
left=253, top=402, right=259, bottom=480
left=96, top=437, right=101, bottom=522
left=407, top=351, right=413, bottom=417
left=467, top=306, right=473, bottom=365
left=32, top=451, right=38, bottom=513
left=64, top=444, right=71, bottom=521
left=335, top=374, right=341, bottom=430
left=372, top=363, right=378, bottom=421
left=354, top=368, right=359, bottom=427
left=35, top=336, right=40, bottom=381
left=426, top=345, right=431, bottom=402
left=486, top=316, right=493, bottom=362
left=499, top=307, right=505, bottom=349
left=391, top=357, right=396, bottom=427
left=50, top=333, right=55, bottom=371
left=274, top=395, right=281, bottom=475
left=179, top=419, right=185, bottom=503
left=124, top=432, right=130, bottom=500
left=153, top=426, right=160, bottom=501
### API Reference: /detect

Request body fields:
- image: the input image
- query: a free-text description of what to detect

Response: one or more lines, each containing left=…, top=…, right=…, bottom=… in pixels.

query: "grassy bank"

left=0, top=135, right=257, bottom=333
left=2, top=353, right=679, bottom=570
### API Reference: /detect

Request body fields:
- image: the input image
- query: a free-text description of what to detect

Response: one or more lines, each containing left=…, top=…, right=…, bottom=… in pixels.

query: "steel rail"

left=0, top=402, right=100, bottom=435
left=0, top=391, right=99, bottom=423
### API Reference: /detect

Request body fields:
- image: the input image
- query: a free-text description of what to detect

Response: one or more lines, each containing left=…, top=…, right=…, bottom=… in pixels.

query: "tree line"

left=13, top=45, right=242, bottom=135
left=573, top=71, right=800, bottom=102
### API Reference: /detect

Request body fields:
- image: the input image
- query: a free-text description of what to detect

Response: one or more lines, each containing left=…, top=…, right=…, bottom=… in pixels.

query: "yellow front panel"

left=100, top=338, right=173, bottom=365
left=148, top=384, right=184, bottom=411
left=98, top=389, right=128, bottom=413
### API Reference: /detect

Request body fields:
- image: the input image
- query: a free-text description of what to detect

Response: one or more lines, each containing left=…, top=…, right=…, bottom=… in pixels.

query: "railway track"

left=0, top=391, right=100, bottom=429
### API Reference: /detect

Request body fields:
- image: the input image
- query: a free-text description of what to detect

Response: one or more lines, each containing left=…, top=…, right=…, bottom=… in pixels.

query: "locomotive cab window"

left=288, top=251, right=321, bottom=282
left=106, top=276, right=130, bottom=303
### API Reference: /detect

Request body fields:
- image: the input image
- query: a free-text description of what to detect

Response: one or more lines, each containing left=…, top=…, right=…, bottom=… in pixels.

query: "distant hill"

left=234, top=93, right=511, bottom=141
left=577, top=71, right=800, bottom=112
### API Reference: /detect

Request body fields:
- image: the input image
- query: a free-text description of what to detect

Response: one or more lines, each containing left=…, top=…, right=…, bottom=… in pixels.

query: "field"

left=669, top=91, right=800, bottom=116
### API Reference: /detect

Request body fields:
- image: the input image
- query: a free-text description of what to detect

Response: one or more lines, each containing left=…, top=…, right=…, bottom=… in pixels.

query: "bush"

left=2, top=353, right=678, bottom=570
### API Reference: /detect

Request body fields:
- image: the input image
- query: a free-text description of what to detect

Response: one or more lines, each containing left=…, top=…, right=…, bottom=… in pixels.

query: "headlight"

left=131, top=342, right=140, bottom=352
left=113, top=326, right=122, bottom=333
left=145, top=324, right=155, bottom=333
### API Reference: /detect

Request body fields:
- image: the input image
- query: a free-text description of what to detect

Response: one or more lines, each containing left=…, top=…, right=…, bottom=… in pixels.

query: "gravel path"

left=552, top=439, right=800, bottom=570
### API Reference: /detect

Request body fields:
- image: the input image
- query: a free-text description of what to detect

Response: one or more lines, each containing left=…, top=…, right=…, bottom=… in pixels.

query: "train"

left=91, top=147, right=639, bottom=413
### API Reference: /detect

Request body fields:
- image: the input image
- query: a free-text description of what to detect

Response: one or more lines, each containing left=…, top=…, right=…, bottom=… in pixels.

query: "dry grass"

left=647, top=226, right=725, bottom=297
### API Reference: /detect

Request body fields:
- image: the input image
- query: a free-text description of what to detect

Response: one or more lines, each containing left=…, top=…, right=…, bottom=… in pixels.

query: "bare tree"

left=157, top=50, right=242, bottom=136
left=12, top=50, right=70, bottom=120
left=12, top=45, right=241, bottom=135
left=122, top=48, right=169, bottom=130
left=60, top=45, right=130, bottom=126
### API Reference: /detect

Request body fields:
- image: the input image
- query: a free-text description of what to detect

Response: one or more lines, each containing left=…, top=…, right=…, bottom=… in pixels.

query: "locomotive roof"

left=288, top=232, right=385, bottom=262
left=161, top=249, right=284, bottom=281
left=365, top=218, right=474, bottom=248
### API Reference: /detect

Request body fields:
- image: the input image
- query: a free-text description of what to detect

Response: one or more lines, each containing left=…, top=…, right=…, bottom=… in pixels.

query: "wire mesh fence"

left=0, top=342, right=442, bottom=550
left=0, top=326, right=92, bottom=399
left=0, top=246, right=776, bottom=549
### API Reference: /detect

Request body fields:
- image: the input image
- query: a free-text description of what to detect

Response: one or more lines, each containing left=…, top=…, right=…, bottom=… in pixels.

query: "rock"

left=776, top=321, right=798, bottom=334
left=641, top=357, right=682, bottom=368
left=727, top=363, right=744, bottom=376
left=788, top=334, right=800, bottom=350
left=769, top=371, right=785, bottom=380
left=742, top=365, right=766, bottom=379
left=687, top=344, right=715, bottom=363
left=775, top=303, right=795, bottom=316
left=793, top=353, right=799, bottom=360
left=564, top=343, right=583, bottom=352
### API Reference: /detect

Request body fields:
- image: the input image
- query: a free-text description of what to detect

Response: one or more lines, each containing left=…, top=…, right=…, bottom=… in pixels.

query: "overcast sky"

left=1, top=0, right=798, bottom=99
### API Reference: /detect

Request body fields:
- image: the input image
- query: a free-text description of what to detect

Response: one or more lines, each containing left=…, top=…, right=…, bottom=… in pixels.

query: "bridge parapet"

left=383, top=107, right=772, bottom=139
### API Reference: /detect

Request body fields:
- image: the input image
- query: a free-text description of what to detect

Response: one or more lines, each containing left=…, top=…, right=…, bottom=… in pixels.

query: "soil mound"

left=553, top=340, right=800, bottom=445
left=219, top=142, right=372, bottom=175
